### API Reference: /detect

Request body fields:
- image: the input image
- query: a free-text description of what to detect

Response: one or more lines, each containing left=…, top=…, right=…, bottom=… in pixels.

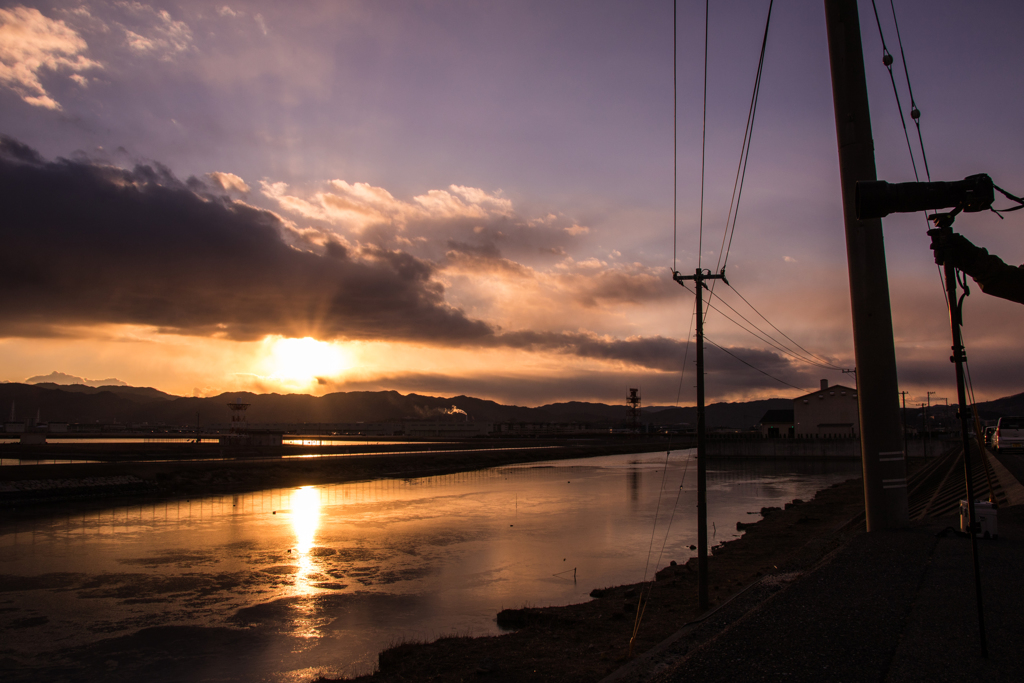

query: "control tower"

left=227, top=396, right=251, bottom=434
left=627, top=387, right=641, bottom=433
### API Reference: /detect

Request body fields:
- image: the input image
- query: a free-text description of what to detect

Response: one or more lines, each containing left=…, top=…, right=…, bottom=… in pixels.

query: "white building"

left=793, top=379, right=859, bottom=437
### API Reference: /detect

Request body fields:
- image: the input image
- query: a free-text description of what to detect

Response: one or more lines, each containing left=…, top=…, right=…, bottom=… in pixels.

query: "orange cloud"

left=0, top=6, right=102, bottom=110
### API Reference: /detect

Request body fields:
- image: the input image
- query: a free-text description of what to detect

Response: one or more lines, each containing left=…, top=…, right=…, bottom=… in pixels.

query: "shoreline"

left=0, top=439, right=677, bottom=523
left=0, top=438, right=865, bottom=525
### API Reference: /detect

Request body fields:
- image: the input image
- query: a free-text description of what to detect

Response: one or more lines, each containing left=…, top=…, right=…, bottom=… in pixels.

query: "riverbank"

left=0, top=438, right=672, bottom=522
left=328, top=475, right=867, bottom=683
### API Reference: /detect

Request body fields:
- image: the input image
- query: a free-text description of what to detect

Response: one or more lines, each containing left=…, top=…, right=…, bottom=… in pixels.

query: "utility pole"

left=824, top=0, right=909, bottom=529
left=674, top=267, right=727, bottom=611
left=926, top=391, right=935, bottom=456
left=899, top=390, right=908, bottom=460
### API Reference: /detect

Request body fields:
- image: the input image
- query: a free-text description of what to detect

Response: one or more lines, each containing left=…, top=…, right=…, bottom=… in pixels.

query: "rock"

left=496, top=608, right=528, bottom=629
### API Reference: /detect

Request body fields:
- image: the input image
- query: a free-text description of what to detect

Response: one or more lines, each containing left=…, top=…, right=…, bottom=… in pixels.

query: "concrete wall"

left=705, top=436, right=956, bottom=459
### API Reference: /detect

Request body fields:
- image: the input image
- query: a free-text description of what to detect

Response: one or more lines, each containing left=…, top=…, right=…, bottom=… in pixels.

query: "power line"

left=708, top=292, right=844, bottom=372
left=697, top=0, right=709, bottom=270
left=703, top=0, right=774, bottom=325
left=678, top=280, right=844, bottom=374
left=725, top=282, right=847, bottom=371
left=715, top=0, right=774, bottom=276
left=672, top=0, right=678, bottom=272
left=869, top=0, right=920, bottom=182
left=704, top=336, right=805, bottom=391
left=887, top=0, right=930, bottom=181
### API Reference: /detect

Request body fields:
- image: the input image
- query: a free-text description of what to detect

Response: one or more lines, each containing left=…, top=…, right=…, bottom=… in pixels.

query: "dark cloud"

left=324, top=353, right=824, bottom=406
left=0, top=137, right=849, bottom=391
left=492, top=330, right=835, bottom=393
left=0, top=136, right=491, bottom=343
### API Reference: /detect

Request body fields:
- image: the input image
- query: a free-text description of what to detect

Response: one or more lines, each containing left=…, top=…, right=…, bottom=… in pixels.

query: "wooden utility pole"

left=824, top=0, right=909, bottom=530
left=674, top=267, right=727, bottom=610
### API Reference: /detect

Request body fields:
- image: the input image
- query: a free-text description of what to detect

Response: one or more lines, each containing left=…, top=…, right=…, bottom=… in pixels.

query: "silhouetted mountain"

left=1, top=382, right=1021, bottom=430
left=30, top=383, right=176, bottom=403
left=975, top=392, right=1024, bottom=421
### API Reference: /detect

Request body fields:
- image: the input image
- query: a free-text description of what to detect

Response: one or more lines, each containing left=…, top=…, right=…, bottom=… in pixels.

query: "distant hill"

left=1, top=382, right=1020, bottom=430
left=975, top=392, right=1024, bottom=421
left=30, top=383, right=176, bottom=403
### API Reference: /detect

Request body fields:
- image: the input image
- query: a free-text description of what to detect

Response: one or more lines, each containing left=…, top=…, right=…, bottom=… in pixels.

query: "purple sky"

left=1, top=0, right=1022, bottom=406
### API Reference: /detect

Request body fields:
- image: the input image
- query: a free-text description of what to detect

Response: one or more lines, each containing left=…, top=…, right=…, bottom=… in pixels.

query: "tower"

left=626, top=387, right=641, bottom=433
left=227, top=396, right=250, bottom=434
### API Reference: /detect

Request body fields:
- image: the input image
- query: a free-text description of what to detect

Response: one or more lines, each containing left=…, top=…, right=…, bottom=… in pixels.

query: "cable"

left=704, top=336, right=805, bottom=391
left=888, top=0, right=930, bottom=181
left=696, top=0, right=712, bottom=272
left=674, top=286, right=698, bottom=406
left=631, top=450, right=693, bottom=645
left=630, top=451, right=675, bottom=648
left=673, top=0, right=678, bottom=272
left=702, top=0, right=774, bottom=326
left=678, top=282, right=844, bottom=374
left=715, top=0, right=774, bottom=276
left=709, top=290, right=844, bottom=372
left=725, top=283, right=847, bottom=371
left=872, top=0, right=921, bottom=181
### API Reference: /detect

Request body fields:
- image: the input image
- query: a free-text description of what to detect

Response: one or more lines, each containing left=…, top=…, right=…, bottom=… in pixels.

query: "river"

left=0, top=450, right=860, bottom=682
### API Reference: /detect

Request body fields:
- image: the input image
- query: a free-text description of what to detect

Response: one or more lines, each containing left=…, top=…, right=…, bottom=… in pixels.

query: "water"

left=0, top=451, right=859, bottom=681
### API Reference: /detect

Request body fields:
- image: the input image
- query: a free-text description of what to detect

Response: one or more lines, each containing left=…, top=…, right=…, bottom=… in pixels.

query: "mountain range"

left=2, top=381, right=1021, bottom=430
left=2, top=382, right=792, bottom=429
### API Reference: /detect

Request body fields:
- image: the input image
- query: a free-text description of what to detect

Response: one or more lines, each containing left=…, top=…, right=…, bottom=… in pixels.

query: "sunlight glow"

left=290, top=485, right=322, bottom=598
left=266, top=336, right=353, bottom=383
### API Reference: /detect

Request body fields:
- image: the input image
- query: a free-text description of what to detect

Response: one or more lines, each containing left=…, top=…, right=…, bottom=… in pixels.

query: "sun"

left=264, top=336, right=353, bottom=384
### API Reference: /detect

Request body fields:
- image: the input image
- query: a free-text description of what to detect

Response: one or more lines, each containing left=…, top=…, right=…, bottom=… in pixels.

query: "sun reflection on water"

left=289, top=486, right=322, bottom=597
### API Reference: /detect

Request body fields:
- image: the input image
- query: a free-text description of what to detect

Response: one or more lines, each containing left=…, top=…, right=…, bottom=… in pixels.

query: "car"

left=985, top=426, right=996, bottom=446
left=993, top=416, right=1024, bottom=452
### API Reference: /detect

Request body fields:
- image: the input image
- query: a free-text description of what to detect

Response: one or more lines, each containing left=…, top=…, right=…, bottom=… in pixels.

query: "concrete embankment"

left=0, top=438, right=670, bottom=513
left=706, top=436, right=956, bottom=459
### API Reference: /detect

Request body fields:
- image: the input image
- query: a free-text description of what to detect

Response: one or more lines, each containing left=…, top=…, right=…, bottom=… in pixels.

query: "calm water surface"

left=0, top=450, right=860, bottom=682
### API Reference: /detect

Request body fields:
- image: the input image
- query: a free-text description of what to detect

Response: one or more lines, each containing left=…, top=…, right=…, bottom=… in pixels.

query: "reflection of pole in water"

left=628, top=469, right=640, bottom=502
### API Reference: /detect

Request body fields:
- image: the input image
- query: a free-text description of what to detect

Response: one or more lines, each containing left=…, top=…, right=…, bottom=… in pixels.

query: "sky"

left=0, top=0, right=1022, bottom=408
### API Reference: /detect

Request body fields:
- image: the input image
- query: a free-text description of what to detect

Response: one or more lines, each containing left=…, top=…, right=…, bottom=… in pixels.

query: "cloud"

left=0, top=139, right=849, bottom=390
left=262, top=179, right=515, bottom=235
left=114, top=2, right=193, bottom=59
left=207, top=171, right=250, bottom=194
left=0, top=136, right=490, bottom=344
left=25, top=370, right=127, bottom=387
left=563, top=224, right=589, bottom=236
left=0, top=6, right=102, bottom=109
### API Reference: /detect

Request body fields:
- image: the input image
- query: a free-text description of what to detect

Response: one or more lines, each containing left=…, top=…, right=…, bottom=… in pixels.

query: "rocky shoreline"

left=327, top=476, right=867, bottom=683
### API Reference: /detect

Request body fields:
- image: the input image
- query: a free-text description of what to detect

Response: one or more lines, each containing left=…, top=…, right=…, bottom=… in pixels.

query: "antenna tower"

left=227, top=396, right=250, bottom=434
left=626, top=388, right=641, bottom=433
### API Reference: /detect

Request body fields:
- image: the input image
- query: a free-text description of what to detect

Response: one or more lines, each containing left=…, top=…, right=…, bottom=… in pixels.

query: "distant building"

left=403, top=421, right=492, bottom=438
left=219, top=429, right=283, bottom=447
left=794, top=379, right=859, bottom=437
left=759, top=409, right=795, bottom=438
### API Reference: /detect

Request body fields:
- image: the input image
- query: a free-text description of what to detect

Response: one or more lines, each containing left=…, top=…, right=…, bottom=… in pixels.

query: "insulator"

left=911, top=107, right=920, bottom=120
left=882, top=53, right=893, bottom=67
